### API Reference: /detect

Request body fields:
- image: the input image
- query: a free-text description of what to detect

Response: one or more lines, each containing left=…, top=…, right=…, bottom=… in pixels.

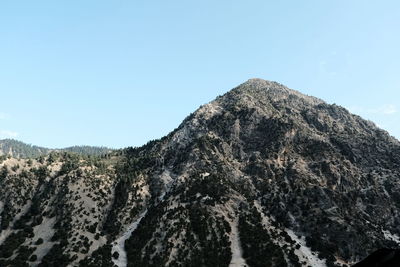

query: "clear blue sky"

left=0, top=1, right=399, bottom=148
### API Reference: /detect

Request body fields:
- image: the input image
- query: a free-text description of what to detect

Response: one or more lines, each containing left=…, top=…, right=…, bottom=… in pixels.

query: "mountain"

left=0, top=139, right=113, bottom=158
left=0, top=78, right=399, bottom=267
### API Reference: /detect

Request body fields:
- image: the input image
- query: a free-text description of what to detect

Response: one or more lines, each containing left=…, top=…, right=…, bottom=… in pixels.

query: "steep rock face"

left=0, top=79, right=399, bottom=267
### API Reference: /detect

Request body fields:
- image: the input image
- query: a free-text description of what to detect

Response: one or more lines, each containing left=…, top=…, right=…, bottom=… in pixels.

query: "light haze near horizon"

left=0, top=1, right=399, bottom=148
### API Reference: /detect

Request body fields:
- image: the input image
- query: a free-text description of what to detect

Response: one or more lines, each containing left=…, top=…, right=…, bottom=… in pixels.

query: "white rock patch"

left=254, top=201, right=326, bottom=266
left=383, top=229, right=400, bottom=244
left=214, top=201, right=248, bottom=267
left=111, top=210, right=148, bottom=267
left=0, top=228, right=12, bottom=246
left=160, top=170, right=173, bottom=190
left=30, top=216, right=57, bottom=266
left=286, top=229, right=327, bottom=267
left=228, top=217, right=247, bottom=267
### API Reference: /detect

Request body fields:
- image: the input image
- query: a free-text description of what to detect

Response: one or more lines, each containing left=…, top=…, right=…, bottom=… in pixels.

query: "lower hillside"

left=1, top=140, right=399, bottom=267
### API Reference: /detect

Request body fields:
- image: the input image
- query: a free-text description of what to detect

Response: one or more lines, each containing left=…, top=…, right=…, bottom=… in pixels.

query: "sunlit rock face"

left=1, top=79, right=399, bottom=267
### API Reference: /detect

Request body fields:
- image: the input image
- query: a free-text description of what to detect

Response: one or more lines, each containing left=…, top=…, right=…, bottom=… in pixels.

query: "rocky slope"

left=1, top=78, right=399, bottom=267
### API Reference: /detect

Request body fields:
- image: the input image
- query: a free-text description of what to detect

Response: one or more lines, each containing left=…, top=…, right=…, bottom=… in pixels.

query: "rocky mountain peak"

left=179, top=78, right=327, bottom=138
left=227, top=78, right=324, bottom=106
left=239, top=78, right=281, bottom=89
left=0, top=79, right=399, bottom=267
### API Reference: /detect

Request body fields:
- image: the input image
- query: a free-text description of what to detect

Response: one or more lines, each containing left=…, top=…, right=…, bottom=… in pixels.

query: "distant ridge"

left=0, top=139, right=113, bottom=158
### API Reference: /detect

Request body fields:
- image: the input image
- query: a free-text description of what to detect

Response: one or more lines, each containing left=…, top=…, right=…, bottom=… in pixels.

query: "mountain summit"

left=0, top=79, right=399, bottom=267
